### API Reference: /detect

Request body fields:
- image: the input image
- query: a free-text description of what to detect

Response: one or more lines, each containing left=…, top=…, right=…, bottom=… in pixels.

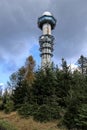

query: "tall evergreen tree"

left=77, top=55, right=87, bottom=74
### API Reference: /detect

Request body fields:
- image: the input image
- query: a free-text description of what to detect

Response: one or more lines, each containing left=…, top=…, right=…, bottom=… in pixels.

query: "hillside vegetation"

left=0, top=55, right=87, bottom=130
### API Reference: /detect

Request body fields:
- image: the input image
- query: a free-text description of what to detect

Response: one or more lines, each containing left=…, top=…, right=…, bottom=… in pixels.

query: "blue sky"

left=0, top=0, right=87, bottom=88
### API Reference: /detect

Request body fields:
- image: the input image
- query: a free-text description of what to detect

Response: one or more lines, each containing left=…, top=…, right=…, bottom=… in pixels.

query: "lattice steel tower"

left=38, top=11, right=56, bottom=67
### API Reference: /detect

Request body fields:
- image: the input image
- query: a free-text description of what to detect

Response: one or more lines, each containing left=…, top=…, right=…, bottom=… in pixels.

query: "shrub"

left=75, top=104, right=87, bottom=129
left=18, top=103, right=61, bottom=122
left=33, top=104, right=60, bottom=122
left=18, top=103, right=38, bottom=118
left=4, top=100, right=14, bottom=114
left=0, top=120, right=18, bottom=130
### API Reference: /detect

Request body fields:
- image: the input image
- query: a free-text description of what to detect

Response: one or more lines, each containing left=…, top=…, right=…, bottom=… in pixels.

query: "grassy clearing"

left=0, top=111, right=66, bottom=130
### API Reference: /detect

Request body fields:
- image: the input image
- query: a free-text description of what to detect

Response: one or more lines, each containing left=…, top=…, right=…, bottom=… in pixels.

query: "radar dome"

left=42, top=11, right=52, bottom=16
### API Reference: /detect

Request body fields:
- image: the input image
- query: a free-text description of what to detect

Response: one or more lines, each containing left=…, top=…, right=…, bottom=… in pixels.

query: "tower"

left=38, top=11, right=56, bottom=67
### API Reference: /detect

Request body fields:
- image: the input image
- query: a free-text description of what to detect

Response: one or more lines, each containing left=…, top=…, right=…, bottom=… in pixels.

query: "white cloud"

left=0, top=83, right=4, bottom=87
left=70, top=64, right=78, bottom=72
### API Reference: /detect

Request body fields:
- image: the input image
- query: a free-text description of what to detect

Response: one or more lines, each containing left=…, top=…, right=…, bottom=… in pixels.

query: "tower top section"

left=42, top=11, right=52, bottom=16
left=38, top=11, right=56, bottom=30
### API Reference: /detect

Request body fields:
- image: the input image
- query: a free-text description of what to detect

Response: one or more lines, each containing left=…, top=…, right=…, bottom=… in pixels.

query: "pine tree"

left=62, top=70, right=87, bottom=129
left=77, top=55, right=87, bottom=74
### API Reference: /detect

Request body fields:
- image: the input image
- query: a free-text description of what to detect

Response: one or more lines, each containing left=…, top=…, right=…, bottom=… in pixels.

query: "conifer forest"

left=0, top=55, right=87, bottom=130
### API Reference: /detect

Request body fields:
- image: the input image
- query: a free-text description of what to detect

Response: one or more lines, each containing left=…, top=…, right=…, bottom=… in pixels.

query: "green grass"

left=0, top=120, right=18, bottom=130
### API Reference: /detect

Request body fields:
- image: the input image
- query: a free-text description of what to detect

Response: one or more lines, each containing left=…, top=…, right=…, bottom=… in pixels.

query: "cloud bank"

left=0, top=0, right=87, bottom=83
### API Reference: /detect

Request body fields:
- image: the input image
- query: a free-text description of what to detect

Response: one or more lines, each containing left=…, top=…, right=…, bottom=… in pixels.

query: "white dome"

left=42, top=11, right=52, bottom=16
